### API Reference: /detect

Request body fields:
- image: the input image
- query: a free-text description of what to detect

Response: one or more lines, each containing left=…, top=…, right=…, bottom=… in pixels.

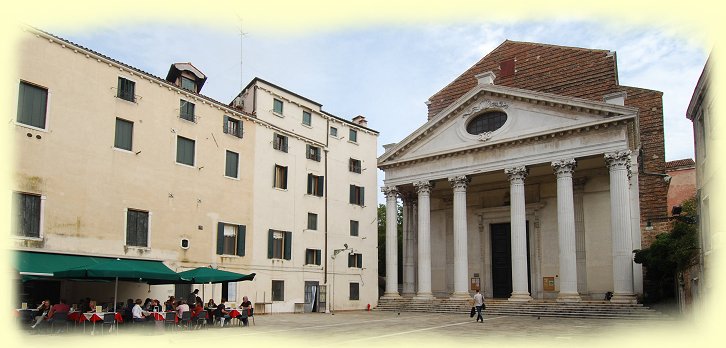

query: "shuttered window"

left=349, top=283, right=359, bottom=300
left=180, top=100, right=195, bottom=122
left=329, top=127, right=338, bottom=137
left=302, top=110, right=312, bottom=126
left=16, top=81, right=48, bottom=129
left=348, top=253, right=363, bottom=268
left=126, top=209, right=149, bottom=247
left=306, top=145, right=321, bottom=161
left=225, top=150, right=239, bottom=178
left=12, top=192, right=41, bottom=238
left=349, top=129, right=358, bottom=142
left=181, top=76, right=196, bottom=92
left=273, top=99, right=284, bottom=114
left=273, top=133, right=288, bottom=152
left=223, top=116, right=243, bottom=138
left=350, top=220, right=359, bottom=237
left=267, top=229, right=292, bottom=260
left=349, top=158, right=361, bottom=173
left=307, top=213, right=318, bottom=230
left=349, top=185, right=365, bottom=206
left=114, top=118, right=133, bottom=151
left=176, top=136, right=195, bottom=166
left=305, top=249, right=322, bottom=265
left=307, top=174, right=324, bottom=197
left=117, top=77, right=136, bottom=102
left=272, top=280, right=284, bottom=301
left=216, top=222, right=246, bottom=256
left=274, top=165, right=288, bottom=189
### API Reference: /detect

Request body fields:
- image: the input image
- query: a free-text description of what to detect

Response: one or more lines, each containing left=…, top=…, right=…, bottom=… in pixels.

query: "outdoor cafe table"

left=148, top=311, right=177, bottom=323
left=70, top=311, right=123, bottom=333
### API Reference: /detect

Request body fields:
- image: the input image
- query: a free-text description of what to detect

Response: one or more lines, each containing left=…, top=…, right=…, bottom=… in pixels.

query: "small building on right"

left=686, top=54, right=714, bottom=314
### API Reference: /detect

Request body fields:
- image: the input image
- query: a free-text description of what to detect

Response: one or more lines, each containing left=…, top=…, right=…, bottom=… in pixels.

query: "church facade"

left=378, top=41, right=669, bottom=303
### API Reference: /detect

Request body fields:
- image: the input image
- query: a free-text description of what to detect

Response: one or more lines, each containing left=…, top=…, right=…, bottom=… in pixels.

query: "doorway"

left=304, top=281, right=319, bottom=312
left=490, top=222, right=531, bottom=298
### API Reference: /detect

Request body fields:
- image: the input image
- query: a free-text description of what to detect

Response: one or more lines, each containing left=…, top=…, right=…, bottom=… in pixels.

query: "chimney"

left=352, top=115, right=368, bottom=127
left=603, top=91, right=627, bottom=106
left=475, top=71, right=496, bottom=85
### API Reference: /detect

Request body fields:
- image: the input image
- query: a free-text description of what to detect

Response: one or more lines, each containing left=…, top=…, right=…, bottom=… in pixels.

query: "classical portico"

left=378, top=74, right=642, bottom=303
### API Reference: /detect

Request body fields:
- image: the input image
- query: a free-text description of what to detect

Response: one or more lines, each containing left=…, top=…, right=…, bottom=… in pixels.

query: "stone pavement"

left=18, top=310, right=706, bottom=348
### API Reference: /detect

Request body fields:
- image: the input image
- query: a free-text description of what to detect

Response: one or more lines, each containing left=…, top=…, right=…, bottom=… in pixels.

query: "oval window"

left=466, top=111, right=507, bottom=135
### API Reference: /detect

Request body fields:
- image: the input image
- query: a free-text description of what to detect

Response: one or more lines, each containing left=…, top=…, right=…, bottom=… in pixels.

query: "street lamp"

left=329, top=244, right=353, bottom=314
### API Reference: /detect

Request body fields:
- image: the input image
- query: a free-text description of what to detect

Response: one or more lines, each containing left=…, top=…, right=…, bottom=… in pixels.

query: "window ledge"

left=12, top=235, right=43, bottom=241
left=15, top=122, right=49, bottom=133
left=113, top=147, right=134, bottom=154
left=125, top=245, right=150, bottom=251
left=115, top=96, right=138, bottom=104
left=273, top=187, right=288, bottom=192
left=272, top=111, right=284, bottom=118
left=347, top=140, right=359, bottom=145
left=179, top=116, right=197, bottom=124
left=175, top=162, right=196, bottom=169
left=224, top=175, right=240, bottom=181
left=301, top=123, right=312, bottom=129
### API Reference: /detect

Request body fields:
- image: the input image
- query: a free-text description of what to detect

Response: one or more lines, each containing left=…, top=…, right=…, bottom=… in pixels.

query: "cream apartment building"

left=10, top=27, right=378, bottom=313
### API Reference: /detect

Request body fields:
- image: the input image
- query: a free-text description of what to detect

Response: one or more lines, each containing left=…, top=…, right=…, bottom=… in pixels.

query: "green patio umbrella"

left=54, top=258, right=185, bottom=312
left=178, top=267, right=255, bottom=283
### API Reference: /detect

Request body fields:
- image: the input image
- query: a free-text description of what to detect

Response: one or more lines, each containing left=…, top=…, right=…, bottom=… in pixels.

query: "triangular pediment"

left=378, top=83, right=637, bottom=168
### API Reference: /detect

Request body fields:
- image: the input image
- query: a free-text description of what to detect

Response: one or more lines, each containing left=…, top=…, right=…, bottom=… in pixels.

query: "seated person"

left=213, top=300, right=231, bottom=326
left=131, top=299, right=148, bottom=323
left=87, top=300, right=98, bottom=312
left=30, top=299, right=50, bottom=329
left=239, top=296, right=251, bottom=327
left=176, top=299, right=190, bottom=320
left=43, top=299, right=70, bottom=326
left=191, top=299, right=204, bottom=319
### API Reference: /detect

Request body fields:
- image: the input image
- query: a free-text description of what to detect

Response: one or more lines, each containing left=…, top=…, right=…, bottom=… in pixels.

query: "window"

left=349, top=283, right=360, bottom=300
left=216, top=222, right=246, bottom=256
left=114, top=118, right=133, bottom=151
left=126, top=209, right=149, bottom=247
left=273, top=133, right=288, bottom=152
left=272, top=280, right=285, bottom=301
left=305, top=249, right=322, bottom=265
left=307, top=213, right=318, bottom=230
left=176, top=136, right=195, bottom=166
left=466, top=111, right=507, bottom=135
left=348, top=253, right=363, bottom=268
left=268, top=229, right=292, bottom=260
left=302, top=111, right=312, bottom=126
left=350, top=220, right=359, bottom=237
left=181, top=76, right=196, bottom=92
left=274, top=165, right=288, bottom=189
left=330, top=126, right=338, bottom=137
left=225, top=150, right=239, bottom=178
left=16, top=81, right=48, bottom=129
left=180, top=100, right=195, bottom=122
left=273, top=98, right=284, bottom=114
left=306, top=145, right=321, bottom=162
left=12, top=192, right=41, bottom=238
left=349, top=129, right=358, bottom=142
left=349, top=158, right=361, bottom=173
left=117, top=77, right=136, bottom=102
left=223, top=116, right=243, bottom=138
left=307, top=174, right=324, bottom=197
left=349, top=185, right=364, bottom=206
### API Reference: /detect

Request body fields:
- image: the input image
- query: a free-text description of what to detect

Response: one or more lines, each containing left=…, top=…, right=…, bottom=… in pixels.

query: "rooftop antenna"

left=236, top=15, right=249, bottom=92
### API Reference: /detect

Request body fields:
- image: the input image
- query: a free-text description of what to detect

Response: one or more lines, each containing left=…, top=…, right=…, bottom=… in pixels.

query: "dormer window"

left=181, top=76, right=196, bottom=92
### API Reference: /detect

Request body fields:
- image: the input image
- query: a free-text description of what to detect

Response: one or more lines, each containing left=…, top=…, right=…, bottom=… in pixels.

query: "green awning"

left=14, top=251, right=180, bottom=283
left=178, top=267, right=255, bottom=284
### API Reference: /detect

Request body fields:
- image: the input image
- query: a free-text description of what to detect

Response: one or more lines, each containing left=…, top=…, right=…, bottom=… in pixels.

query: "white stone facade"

left=379, top=81, right=643, bottom=302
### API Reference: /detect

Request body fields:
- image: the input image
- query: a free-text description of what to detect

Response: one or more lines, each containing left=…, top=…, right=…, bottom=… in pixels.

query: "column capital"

left=381, top=186, right=399, bottom=199
left=400, top=192, right=417, bottom=205
left=448, top=175, right=470, bottom=191
left=551, top=158, right=577, bottom=176
left=414, top=181, right=433, bottom=194
left=505, top=166, right=528, bottom=182
left=604, top=150, right=631, bottom=169
left=573, top=177, right=587, bottom=191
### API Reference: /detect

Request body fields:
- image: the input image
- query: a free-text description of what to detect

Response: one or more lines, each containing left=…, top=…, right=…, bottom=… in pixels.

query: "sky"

left=46, top=20, right=708, bottom=204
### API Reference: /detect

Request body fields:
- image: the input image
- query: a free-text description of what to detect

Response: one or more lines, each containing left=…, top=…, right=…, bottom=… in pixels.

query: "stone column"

left=402, top=193, right=416, bottom=297
left=552, top=159, right=581, bottom=302
left=573, top=178, right=588, bottom=295
left=414, top=180, right=434, bottom=300
left=505, top=166, right=532, bottom=301
left=449, top=175, right=470, bottom=299
left=382, top=186, right=401, bottom=299
left=605, top=151, right=637, bottom=303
